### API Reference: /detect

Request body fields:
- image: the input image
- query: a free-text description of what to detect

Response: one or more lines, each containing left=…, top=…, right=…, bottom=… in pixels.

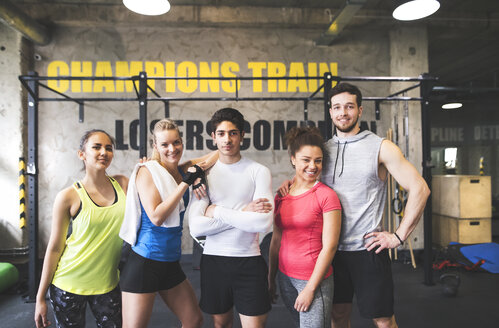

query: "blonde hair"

left=150, top=119, right=182, bottom=163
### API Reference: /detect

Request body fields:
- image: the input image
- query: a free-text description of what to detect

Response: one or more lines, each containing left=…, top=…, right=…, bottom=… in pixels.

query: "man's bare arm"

left=365, top=140, right=430, bottom=252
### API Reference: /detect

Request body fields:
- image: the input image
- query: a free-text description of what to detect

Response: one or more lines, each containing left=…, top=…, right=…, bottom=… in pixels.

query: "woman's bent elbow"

left=150, top=217, right=163, bottom=227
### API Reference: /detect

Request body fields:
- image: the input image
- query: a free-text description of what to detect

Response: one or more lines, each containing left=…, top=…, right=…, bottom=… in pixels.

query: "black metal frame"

left=18, top=71, right=436, bottom=302
left=26, top=72, right=39, bottom=302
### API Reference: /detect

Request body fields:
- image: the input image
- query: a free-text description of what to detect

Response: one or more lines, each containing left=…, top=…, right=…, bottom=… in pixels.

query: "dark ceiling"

left=11, top=0, right=499, bottom=90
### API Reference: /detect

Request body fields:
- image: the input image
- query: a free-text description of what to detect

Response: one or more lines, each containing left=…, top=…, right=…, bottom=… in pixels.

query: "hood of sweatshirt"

left=332, top=129, right=371, bottom=144
left=330, top=130, right=372, bottom=184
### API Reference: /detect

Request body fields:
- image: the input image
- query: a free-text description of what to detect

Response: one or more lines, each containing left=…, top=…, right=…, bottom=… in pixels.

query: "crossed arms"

left=188, top=166, right=274, bottom=237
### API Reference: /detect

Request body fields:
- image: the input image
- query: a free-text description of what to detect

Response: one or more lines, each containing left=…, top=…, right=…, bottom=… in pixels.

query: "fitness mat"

left=459, top=242, right=499, bottom=274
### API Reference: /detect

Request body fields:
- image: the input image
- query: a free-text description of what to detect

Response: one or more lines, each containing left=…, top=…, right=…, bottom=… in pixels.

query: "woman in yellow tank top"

left=34, top=130, right=129, bottom=328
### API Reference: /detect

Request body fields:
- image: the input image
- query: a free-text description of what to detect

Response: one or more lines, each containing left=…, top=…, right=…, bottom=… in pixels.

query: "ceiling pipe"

left=0, top=0, right=51, bottom=45
left=315, top=0, right=367, bottom=46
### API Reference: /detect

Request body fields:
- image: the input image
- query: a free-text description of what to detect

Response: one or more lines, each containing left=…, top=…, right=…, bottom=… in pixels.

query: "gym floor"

left=1, top=250, right=498, bottom=328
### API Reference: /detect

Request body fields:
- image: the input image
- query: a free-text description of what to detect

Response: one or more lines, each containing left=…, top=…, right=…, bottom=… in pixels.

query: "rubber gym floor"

left=1, top=247, right=498, bottom=328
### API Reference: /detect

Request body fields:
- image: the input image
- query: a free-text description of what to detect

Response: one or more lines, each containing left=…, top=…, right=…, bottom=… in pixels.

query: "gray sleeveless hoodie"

left=322, top=130, right=387, bottom=251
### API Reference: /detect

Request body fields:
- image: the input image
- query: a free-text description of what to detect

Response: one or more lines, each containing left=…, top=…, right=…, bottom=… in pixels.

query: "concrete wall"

left=0, top=24, right=29, bottom=251
left=1, top=13, right=430, bottom=254
left=389, top=27, right=429, bottom=249
left=30, top=25, right=396, bottom=254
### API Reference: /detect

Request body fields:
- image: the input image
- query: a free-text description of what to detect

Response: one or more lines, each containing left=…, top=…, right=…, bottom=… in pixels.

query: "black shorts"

left=119, top=249, right=186, bottom=293
left=332, top=249, right=394, bottom=319
left=199, top=255, right=271, bottom=316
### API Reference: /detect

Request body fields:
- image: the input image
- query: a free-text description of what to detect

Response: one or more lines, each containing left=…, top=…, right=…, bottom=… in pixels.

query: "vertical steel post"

left=138, top=72, right=148, bottom=158
left=164, top=101, right=170, bottom=118
left=303, top=100, right=308, bottom=123
left=420, top=76, right=434, bottom=286
left=26, top=71, right=39, bottom=302
left=323, top=73, right=333, bottom=139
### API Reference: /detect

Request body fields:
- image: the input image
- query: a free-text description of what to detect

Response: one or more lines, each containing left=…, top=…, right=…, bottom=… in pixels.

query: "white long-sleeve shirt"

left=188, top=156, right=274, bottom=257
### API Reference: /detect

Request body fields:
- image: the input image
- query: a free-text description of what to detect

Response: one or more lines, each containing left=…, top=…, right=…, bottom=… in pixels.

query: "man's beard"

left=335, top=115, right=359, bottom=133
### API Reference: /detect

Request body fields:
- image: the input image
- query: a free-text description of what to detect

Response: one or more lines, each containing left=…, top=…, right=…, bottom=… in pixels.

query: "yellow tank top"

left=52, top=177, right=126, bottom=295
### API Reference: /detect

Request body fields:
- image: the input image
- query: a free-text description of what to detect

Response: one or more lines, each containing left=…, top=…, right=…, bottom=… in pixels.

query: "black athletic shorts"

left=332, top=249, right=394, bottom=319
left=119, top=249, right=186, bottom=293
left=199, top=254, right=271, bottom=316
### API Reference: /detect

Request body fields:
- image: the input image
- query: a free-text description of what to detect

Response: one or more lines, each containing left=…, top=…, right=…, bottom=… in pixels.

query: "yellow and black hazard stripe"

left=19, top=157, right=26, bottom=229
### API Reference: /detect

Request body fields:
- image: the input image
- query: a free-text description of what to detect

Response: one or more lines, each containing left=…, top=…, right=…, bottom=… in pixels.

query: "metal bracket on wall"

left=79, top=102, right=84, bottom=123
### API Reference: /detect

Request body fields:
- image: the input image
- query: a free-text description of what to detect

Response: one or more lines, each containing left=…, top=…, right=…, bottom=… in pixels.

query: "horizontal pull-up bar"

left=36, top=96, right=422, bottom=102
left=19, top=73, right=433, bottom=107
left=19, top=75, right=438, bottom=82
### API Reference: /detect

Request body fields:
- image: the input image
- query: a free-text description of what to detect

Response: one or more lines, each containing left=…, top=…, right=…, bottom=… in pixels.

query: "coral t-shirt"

left=275, top=182, right=341, bottom=280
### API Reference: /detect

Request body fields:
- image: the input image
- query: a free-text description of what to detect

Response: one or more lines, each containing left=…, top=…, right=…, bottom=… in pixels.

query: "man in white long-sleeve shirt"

left=188, top=107, right=274, bottom=328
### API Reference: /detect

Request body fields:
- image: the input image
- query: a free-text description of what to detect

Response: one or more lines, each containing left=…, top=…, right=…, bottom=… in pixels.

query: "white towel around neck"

left=119, top=161, right=184, bottom=246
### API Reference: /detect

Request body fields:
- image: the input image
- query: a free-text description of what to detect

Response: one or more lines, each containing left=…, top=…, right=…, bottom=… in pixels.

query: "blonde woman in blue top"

left=119, top=119, right=217, bottom=328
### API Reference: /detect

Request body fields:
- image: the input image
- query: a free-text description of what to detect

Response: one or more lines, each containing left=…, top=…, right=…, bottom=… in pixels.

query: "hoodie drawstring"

left=332, top=140, right=340, bottom=184
left=332, top=140, right=347, bottom=184
left=339, top=141, right=347, bottom=177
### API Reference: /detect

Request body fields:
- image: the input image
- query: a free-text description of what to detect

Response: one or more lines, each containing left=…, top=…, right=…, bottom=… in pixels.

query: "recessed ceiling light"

left=442, top=103, right=462, bottom=110
left=393, top=0, right=440, bottom=21
left=123, top=0, right=170, bottom=16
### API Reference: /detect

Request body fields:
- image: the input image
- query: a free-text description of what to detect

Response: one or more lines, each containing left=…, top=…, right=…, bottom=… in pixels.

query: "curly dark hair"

left=285, top=126, right=325, bottom=159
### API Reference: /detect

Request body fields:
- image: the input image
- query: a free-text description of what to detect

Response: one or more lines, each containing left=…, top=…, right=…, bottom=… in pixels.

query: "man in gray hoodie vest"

left=325, top=83, right=430, bottom=328
left=279, top=83, right=430, bottom=328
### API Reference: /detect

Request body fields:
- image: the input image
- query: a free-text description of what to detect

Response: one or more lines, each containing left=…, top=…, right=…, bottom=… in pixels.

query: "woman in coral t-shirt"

left=268, top=126, right=342, bottom=328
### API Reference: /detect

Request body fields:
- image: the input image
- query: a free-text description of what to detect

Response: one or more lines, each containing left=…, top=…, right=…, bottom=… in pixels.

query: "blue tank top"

left=132, top=170, right=190, bottom=262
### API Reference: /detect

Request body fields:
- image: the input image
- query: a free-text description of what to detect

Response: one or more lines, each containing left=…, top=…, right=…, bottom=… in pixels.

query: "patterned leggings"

left=49, top=284, right=122, bottom=328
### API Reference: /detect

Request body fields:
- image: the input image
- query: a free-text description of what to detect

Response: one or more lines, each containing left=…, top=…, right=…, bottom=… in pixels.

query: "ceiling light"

left=123, top=0, right=170, bottom=16
left=442, top=103, right=462, bottom=110
left=393, top=0, right=440, bottom=21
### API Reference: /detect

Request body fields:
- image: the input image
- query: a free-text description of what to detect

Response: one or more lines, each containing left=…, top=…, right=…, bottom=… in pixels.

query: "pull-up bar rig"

left=19, top=71, right=437, bottom=302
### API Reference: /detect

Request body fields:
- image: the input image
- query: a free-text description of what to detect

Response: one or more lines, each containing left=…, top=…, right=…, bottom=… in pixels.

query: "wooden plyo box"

left=432, top=175, right=492, bottom=219
left=433, top=214, right=492, bottom=246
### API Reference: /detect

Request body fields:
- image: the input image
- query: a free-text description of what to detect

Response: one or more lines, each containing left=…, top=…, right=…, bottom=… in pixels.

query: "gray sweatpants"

left=277, top=270, right=333, bottom=328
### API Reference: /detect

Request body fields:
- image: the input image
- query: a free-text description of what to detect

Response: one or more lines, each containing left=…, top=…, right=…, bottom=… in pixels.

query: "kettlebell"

left=440, top=273, right=460, bottom=297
